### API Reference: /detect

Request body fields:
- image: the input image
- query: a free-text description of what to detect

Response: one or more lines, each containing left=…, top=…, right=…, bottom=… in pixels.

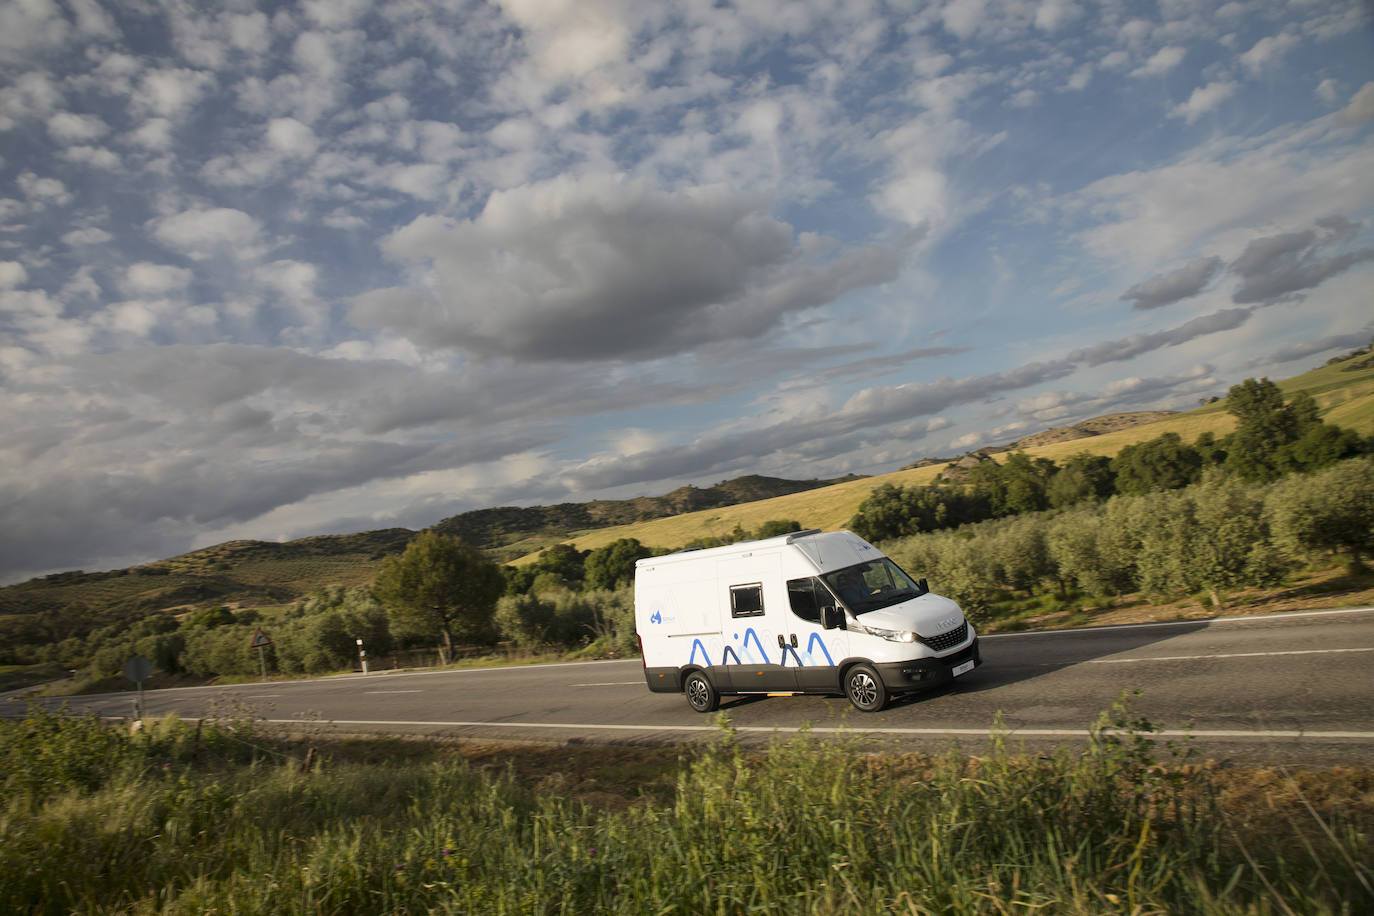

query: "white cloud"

left=1034, top=0, right=1081, bottom=33
left=47, top=111, right=109, bottom=143
left=256, top=259, right=320, bottom=312
left=68, top=0, right=119, bottom=39
left=131, top=68, right=215, bottom=119
left=266, top=117, right=319, bottom=157
left=1170, top=81, right=1237, bottom=123
left=127, top=117, right=174, bottom=150
left=941, top=0, right=988, bottom=40
left=151, top=207, right=262, bottom=260
left=374, top=162, right=451, bottom=200
left=1341, top=82, right=1374, bottom=125
left=1239, top=31, right=1299, bottom=76
left=500, top=0, right=633, bottom=80
left=60, top=145, right=121, bottom=169
left=16, top=171, right=72, bottom=207
left=0, top=71, right=61, bottom=130
left=303, top=0, right=372, bottom=29
left=0, top=0, right=69, bottom=64
left=1315, top=79, right=1341, bottom=108
left=0, top=261, right=27, bottom=288
left=1132, top=46, right=1186, bottom=78
left=120, top=262, right=193, bottom=296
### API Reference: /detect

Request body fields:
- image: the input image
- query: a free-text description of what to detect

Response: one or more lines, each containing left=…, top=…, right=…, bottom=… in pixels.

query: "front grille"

left=922, top=621, right=968, bottom=652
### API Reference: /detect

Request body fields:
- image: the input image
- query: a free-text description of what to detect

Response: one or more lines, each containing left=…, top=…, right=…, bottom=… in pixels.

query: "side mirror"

left=917, top=577, right=929, bottom=596
left=822, top=605, right=845, bottom=630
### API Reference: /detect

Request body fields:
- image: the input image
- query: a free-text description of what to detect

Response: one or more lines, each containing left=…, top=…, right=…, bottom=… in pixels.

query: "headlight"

left=861, top=624, right=916, bottom=643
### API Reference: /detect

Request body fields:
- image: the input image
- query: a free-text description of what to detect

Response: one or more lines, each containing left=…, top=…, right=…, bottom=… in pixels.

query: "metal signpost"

left=250, top=629, right=272, bottom=681
left=123, top=654, right=152, bottom=721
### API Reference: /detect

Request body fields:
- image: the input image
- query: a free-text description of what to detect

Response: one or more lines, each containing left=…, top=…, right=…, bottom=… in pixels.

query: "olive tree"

left=1268, top=457, right=1374, bottom=573
left=373, top=532, right=504, bottom=663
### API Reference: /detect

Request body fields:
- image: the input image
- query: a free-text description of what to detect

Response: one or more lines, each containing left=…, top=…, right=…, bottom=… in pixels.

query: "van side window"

left=786, top=577, right=831, bottom=623
left=729, top=583, right=764, bottom=617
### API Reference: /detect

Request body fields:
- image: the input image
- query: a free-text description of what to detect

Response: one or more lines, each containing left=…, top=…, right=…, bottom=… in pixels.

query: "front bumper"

left=875, top=637, right=981, bottom=693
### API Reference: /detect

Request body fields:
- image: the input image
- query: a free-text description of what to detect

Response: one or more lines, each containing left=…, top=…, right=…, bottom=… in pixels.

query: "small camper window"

left=729, top=583, right=765, bottom=617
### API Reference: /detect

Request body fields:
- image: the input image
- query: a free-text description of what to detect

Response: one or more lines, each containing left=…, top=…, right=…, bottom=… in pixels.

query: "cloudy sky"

left=1, top=0, right=1372, bottom=583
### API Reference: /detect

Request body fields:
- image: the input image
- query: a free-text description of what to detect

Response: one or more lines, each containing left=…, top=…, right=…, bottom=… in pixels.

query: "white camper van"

left=635, top=529, right=980, bottom=712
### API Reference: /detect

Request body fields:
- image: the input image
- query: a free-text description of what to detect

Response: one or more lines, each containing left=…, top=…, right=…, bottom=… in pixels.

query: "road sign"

left=123, top=655, right=152, bottom=683
left=250, top=629, right=272, bottom=648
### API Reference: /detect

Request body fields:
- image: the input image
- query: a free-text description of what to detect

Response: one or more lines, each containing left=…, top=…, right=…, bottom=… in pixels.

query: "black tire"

left=684, top=670, right=720, bottom=713
left=845, top=663, right=888, bottom=712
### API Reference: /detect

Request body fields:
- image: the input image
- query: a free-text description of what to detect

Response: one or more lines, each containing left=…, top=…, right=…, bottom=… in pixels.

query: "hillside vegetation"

left=0, top=530, right=413, bottom=619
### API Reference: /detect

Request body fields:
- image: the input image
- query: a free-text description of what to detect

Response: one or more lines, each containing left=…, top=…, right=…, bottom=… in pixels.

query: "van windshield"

left=821, top=558, right=923, bottom=615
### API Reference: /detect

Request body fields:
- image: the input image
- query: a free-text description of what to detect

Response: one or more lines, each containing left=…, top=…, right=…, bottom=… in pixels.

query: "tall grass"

left=2, top=700, right=1369, bottom=914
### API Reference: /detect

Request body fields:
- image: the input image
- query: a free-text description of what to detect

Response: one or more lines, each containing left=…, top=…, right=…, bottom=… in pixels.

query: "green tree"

left=986, top=516, right=1055, bottom=596
left=185, top=606, right=236, bottom=629
left=849, top=483, right=989, bottom=542
left=1185, top=476, right=1287, bottom=608
left=373, top=532, right=504, bottom=663
left=1281, top=422, right=1363, bottom=472
left=534, top=543, right=587, bottom=588
left=1268, top=457, right=1374, bottom=572
left=1193, top=431, right=1228, bottom=467
left=1047, top=453, right=1115, bottom=508
left=753, top=519, right=803, bottom=539
left=1224, top=378, right=1318, bottom=480
left=967, top=452, right=1053, bottom=517
left=1111, top=433, right=1203, bottom=495
left=584, top=538, right=654, bottom=590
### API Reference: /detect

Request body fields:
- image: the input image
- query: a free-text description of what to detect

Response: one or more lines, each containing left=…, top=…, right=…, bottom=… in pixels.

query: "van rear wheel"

left=845, top=664, right=888, bottom=712
left=684, top=671, right=720, bottom=713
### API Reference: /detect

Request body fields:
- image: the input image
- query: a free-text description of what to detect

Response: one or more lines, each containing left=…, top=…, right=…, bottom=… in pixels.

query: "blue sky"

left=1, top=0, right=1372, bottom=583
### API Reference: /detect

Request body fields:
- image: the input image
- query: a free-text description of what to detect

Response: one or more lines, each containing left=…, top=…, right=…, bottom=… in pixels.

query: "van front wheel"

left=845, top=664, right=888, bottom=712
left=684, top=671, right=720, bottom=713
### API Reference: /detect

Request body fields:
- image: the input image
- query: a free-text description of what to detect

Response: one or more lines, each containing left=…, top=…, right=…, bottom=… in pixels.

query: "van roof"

left=634, top=528, right=823, bottom=568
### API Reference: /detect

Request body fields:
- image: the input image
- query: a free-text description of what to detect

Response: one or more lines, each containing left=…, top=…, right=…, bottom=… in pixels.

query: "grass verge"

left=3, top=698, right=1370, bottom=914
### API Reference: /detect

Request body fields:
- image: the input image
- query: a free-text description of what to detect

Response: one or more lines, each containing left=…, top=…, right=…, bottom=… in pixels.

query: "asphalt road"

left=12, top=606, right=1374, bottom=765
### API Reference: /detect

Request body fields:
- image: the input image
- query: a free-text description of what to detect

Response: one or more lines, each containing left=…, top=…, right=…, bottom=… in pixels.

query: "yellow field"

left=511, top=357, right=1374, bottom=562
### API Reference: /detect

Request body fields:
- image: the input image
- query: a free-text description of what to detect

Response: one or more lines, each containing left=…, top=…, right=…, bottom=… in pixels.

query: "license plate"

left=952, top=660, right=975, bottom=678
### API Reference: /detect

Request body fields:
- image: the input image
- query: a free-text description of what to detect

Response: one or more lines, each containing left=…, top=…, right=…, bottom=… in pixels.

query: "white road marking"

left=570, top=681, right=645, bottom=687
left=981, top=606, right=1374, bottom=639
left=254, top=718, right=1374, bottom=741
left=364, top=689, right=424, bottom=694
left=1089, top=647, right=1374, bottom=664
left=246, top=694, right=281, bottom=698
